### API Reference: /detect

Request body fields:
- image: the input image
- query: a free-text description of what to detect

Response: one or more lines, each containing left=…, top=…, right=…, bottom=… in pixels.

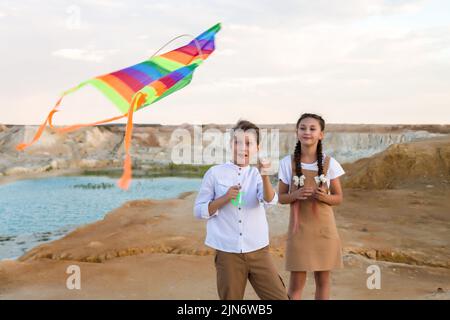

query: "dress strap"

left=322, top=155, right=331, bottom=175
left=290, top=154, right=296, bottom=176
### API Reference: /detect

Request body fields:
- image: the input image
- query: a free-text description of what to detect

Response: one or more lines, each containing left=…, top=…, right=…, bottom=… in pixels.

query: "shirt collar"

left=226, top=160, right=251, bottom=172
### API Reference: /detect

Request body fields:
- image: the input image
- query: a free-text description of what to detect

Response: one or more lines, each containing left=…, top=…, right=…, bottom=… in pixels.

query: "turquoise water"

left=0, top=176, right=201, bottom=260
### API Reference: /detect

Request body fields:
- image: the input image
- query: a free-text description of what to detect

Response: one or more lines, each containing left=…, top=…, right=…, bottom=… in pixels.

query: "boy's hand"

left=257, top=157, right=273, bottom=176
left=225, top=185, right=240, bottom=201
left=292, top=187, right=314, bottom=200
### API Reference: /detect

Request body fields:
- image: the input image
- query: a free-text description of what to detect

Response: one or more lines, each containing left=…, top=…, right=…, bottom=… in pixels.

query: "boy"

left=194, top=120, right=288, bottom=300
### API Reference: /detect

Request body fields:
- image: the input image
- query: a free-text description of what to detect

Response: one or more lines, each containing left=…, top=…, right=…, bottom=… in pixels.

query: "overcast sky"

left=1, top=0, right=449, bottom=125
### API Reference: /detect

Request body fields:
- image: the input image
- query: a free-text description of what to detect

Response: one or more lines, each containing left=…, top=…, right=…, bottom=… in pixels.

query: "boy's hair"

left=232, top=120, right=260, bottom=145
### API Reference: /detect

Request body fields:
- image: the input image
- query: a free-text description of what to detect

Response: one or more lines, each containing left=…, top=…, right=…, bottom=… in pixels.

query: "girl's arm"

left=278, top=181, right=295, bottom=204
left=314, top=178, right=343, bottom=206
left=278, top=181, right=314, bottom=204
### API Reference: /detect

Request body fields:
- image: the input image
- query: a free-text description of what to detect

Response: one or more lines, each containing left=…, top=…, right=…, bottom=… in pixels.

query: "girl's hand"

left=292, top=187, right=314, bottom=200
left=314, top=186, right=329, bottom=203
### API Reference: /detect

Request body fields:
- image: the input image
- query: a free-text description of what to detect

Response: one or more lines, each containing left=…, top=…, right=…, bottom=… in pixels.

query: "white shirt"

left=194, top=161, right=278, bottom=253
left=278, top=153, right=345, bottom=190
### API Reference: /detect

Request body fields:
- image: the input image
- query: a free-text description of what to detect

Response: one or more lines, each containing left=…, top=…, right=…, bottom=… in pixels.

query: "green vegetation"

left=80, top=163, right=278, bottom=185
left=81, top=163, right=214, bottom=179
left=73, top=182, right=115, bottom=189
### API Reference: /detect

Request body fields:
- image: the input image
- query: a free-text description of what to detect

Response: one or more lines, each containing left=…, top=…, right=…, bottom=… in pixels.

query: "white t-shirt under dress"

left=278, top=153, right=345, bottom=189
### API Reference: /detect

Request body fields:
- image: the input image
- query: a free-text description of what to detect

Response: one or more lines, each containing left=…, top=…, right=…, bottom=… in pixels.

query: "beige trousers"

left=215, top=245, right=289, bottom=300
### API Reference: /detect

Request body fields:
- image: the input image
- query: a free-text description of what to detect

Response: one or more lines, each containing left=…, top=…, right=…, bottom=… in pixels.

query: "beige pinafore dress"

left=285, top=155, right=343, bottom=272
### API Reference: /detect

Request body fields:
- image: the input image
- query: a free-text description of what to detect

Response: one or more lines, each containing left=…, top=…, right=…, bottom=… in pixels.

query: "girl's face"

left=297, top=117, right=324, bottom=147
left=231, top=131, right=259, bottom=166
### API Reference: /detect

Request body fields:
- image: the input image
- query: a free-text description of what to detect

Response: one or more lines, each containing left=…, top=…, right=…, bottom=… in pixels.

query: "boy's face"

left=231, top=130, right=259, bottom=166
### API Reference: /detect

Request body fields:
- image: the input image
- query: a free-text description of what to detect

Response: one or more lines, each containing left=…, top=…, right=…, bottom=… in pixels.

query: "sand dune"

left=342, top=136, right=450, bottom=189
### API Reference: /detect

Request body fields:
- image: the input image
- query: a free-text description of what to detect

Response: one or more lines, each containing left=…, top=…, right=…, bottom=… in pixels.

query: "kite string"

left=149, top=34, right=203, bottom=59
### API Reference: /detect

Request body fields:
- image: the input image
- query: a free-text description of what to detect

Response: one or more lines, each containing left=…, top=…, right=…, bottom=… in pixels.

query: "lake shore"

left=0, top=163, right=213, bottom=187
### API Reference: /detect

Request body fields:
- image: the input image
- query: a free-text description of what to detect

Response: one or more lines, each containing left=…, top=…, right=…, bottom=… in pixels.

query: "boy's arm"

left=194, top=169, right=218, bottom=219
left=257, top=159, right=278, bottom=205
left=193, top=169, right=240, bottom=219
left=256, top=175, right=278, bottom=206
left=207, top=187, right=238, bottom=215
left=261, top=175, right=276, bottom=203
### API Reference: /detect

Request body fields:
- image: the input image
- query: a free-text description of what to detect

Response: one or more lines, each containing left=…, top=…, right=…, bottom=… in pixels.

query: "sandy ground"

left=0, top=188, right=449, bottom=300
left=1, top=136, right=449, bottom=299
left=0, top=252, right=449, bottom=300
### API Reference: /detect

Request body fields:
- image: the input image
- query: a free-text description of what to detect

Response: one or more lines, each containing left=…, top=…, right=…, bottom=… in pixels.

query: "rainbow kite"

left=16, top=23, right=221, bottom=190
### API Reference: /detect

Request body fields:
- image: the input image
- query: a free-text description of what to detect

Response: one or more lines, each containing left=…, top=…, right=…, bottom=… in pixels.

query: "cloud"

left=228, top=24, right=264, bottom=33
left=80, top=0, right=127, bottom=8
left=0, top=1, right=23, bottom=18
left=51, top=48, right=118, bottom=62
left=216, top=48, right=236, bottom=56
left=365, top=0, right=426, bottom=15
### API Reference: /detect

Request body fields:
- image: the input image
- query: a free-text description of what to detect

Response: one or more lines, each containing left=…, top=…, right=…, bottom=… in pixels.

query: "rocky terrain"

left=0, top=124, right=448, bottom=183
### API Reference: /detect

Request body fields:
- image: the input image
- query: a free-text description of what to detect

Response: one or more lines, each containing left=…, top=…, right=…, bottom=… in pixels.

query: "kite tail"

left=117, top=92, right=147, bottom=191
left=15, top=82, right=88, bottom=151
left=15, top=82, right=145, bottom=191
left=50, top=113, right=127, bottom=134
left=15, top=98, right=63, bottom=151
left=16, top=94, right=128, bottom=148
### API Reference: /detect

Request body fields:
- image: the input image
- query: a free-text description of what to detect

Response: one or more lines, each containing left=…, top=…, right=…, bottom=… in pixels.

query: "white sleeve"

left=328, top=157, right=345, bottom=180
left=278, top=156, right=291, bottom=185
left=193, top=168, right=218, bottom=219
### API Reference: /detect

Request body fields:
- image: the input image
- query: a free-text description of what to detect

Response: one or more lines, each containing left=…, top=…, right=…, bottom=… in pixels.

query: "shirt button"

left=238, top=207, right=241, bottom=210
left=239, top=220, right=242, bottom=223
left=240, top=233, right=242, bottom=236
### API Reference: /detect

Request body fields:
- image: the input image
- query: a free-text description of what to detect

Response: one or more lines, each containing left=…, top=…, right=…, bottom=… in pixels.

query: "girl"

left=278, top=113, right=345, bottom=300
